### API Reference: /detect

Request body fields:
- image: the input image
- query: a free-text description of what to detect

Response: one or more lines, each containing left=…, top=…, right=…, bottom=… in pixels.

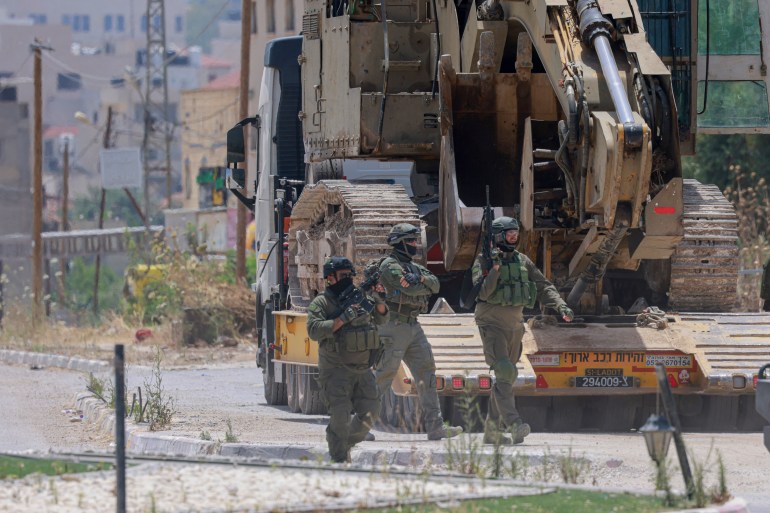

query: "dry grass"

left=723, top=165, right=770, bottom=311
left=0, top=301, right=255, bottom=367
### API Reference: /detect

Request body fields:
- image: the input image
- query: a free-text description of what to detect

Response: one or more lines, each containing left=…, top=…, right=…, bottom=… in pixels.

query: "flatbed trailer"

left=265, top=309, right=770, bottom=431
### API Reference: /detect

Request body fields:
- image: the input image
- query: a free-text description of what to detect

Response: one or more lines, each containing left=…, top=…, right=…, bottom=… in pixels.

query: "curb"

left=0, top=349, right=110, bottom=374
left=665, top=498, right=749, bottom=513
left=1, top=350, right=752, bottom=513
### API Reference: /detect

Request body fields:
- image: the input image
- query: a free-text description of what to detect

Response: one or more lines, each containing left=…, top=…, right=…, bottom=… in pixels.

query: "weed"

left=532, top=445, right=554, bottom=483
left=653, top=457, right=677, bottom=507
left=506, top=451, right=529, bottom=480
left=558, top=446, right=589, bottom=484
left=200, top=430, right=212, bottom=441
left=443, top=394, right=484, bottom=476
left=711, top=450, right=731, bottom=504
left=142, top=347, right=176, bottom=431
left=224, top=418, right=239, bottom=443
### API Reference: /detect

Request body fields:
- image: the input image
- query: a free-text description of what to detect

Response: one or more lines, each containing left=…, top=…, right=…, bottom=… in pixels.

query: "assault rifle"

left=482, top=184, right=494, bottom=262
left=359, top=262, right=382, bottom=292
left=459, top=185, right=494, bottom=309
left=338, top=284, right=375, bottom=314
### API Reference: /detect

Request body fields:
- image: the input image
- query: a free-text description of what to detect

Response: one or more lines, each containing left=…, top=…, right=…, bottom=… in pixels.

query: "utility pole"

left=93, top=106, right=115, bottom=317
left=31, top=40, right=52, bottom=326
left=236, top=0, right=252, bottom=282
left=143, top=0, right=173, bottom=226
left=58, top=139, right=70, bottom=305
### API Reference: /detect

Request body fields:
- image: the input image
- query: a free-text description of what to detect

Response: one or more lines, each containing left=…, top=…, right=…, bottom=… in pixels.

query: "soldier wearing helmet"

left=306, top=256, right=389, bottom=463
left=472, top=216, right=574, bottom=445
left=373, top=224, right=463, bottom=440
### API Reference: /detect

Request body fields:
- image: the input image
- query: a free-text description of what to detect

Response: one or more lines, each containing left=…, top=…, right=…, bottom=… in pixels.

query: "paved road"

left=2, top=360, right=769, bottom=512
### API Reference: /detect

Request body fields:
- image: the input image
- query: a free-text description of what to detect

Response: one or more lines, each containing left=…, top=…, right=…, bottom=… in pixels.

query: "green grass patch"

left=368, top=489, right=670, bottom=513
left=0, top=455, right=114, bottom=480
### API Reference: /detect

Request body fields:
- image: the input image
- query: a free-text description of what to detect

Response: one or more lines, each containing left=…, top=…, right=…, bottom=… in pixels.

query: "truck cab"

left=252, top=37, right=304, bottom=325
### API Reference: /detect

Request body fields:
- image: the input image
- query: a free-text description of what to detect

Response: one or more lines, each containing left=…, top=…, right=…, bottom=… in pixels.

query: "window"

left=251, top=1, right=257, bottom=33
left=285, top=0, right=294, bottom=31
left=72, top=15, right=81, bottom=32
left=141, top=15, right=147, bottom=32
left=175, top=15, right=183, bottom=33
left=29, top=14, right=47, bottom=25
left=57, top=73, right=82, bottom=91
left=116, top=15, right=125, bottom=32
left=152, top=15, right=160, bottom=31
left=104, top=15, right=113, bottom=32
left=62, top=14, right=71, bottom=26
left=267, top=0, right=276, bottom=33
left=82, top=15, right=90, bottom=32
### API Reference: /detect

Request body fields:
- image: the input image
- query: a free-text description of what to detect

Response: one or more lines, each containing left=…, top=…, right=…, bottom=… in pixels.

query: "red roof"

left=204, top=70, right=241, bottom=90
left=43, top=126, right=79, bottom=139
left=200, top=55, right=234, bottom=69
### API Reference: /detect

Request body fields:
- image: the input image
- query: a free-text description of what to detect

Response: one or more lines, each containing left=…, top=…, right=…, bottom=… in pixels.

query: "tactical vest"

left=381, top=258, right=429, bottom=322
left=320, top=296, right=380, bottom=353
left=488, top=256, right=537, bottom=308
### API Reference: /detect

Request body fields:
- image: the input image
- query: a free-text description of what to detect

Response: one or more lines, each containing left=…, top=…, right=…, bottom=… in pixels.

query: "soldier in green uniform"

left=306, top=257, right=389, bottom=463
left=762, top=254, right=770, bottom=312
left=472, top=217, right=574, bottom=444
left=374, top=223, right=463, bottom=440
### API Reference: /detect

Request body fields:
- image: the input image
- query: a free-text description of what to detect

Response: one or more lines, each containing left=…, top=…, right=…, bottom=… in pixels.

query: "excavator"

left=225, top=0, right=770, bottom=431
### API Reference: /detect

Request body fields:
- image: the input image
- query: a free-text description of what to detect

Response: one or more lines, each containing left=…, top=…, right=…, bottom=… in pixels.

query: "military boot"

left=427, top=425, right=463, bottom=440
left=483, top=421, right=530, bottom=445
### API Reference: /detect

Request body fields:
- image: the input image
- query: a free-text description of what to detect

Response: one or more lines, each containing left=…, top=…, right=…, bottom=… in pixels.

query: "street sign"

left=99, top=147, right=143, bottom=189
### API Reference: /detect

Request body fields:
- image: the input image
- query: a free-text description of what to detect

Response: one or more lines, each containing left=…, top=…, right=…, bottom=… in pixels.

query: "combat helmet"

left=322, top=256, right=356, bottom=278
left=387, top=223, right=420, bottom=258
left=491, top=216, right=519, bottom=251
left=387, top=223, right=420, bottom=245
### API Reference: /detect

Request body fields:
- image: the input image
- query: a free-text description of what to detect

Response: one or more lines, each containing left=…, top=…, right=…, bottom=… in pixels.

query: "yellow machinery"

left=226, top=0, right=770, bottom=430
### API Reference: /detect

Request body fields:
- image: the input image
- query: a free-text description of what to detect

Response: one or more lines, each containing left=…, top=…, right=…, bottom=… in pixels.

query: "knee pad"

left=492, top=358, right=517, bottom=385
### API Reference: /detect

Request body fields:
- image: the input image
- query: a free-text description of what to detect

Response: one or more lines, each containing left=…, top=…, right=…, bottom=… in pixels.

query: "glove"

left=490, top=249, right=502, bottom=266
left=558, top=305, right=574, bottom=321
left=339, top=306, right=360, bottom=324
left=403, top=272, right=422, bottom=285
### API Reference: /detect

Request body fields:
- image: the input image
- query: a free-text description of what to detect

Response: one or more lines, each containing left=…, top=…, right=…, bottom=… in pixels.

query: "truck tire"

left=298, top=370, right=326, bottom=415
left=286, top=364, right=301, bottom=413
left=261, top=309, right=287, bottom=405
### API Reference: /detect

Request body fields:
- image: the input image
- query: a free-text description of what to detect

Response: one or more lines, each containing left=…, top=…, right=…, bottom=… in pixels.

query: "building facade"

left=0, top=0, right=188, bottom=51
left=180, top=75, right=240, bottom=210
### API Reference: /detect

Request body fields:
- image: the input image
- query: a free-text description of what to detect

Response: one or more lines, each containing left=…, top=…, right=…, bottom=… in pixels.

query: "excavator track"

left=668, top=179, right=740, bottom=312
left=288, top=180, right=420, bottom=307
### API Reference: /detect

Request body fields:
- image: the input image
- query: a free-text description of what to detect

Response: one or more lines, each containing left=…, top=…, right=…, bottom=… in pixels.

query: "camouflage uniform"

left=762, top=255, right=770, bottom=312
left=375, top=251, right=447, bottom=431
left=307, top=283, right=389, bottom=463
left=472, top=234, right=571, bottom=443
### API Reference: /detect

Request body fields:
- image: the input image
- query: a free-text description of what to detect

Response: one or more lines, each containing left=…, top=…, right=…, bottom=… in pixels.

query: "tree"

left=682, top=134, right=770, bottom=190
left=72, top=187, right=146, bottom=227
left=186, top=0, right=236, bottom=54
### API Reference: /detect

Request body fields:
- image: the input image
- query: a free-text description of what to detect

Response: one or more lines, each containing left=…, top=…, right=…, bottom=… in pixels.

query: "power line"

left=0, top=52, right=33, bottom=95
left=41, top=51, right=119, bottom=83
left=163, top=0, right=230, bottom=67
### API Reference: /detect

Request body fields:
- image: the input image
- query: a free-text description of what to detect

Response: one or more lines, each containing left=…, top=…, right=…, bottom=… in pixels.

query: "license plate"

left=274, top=361, right=284, bottom=383
left=645, top=355, right=692, bottom=367
left=574, top=376, right=634, bottom=388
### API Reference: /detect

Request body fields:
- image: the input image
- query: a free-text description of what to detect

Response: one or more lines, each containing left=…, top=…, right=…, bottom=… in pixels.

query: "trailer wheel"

left=261, top=309, right=287, bottom=405
left=298, top=369, right=326, bottom=415
left=286, top=365, right=301, bottom=413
